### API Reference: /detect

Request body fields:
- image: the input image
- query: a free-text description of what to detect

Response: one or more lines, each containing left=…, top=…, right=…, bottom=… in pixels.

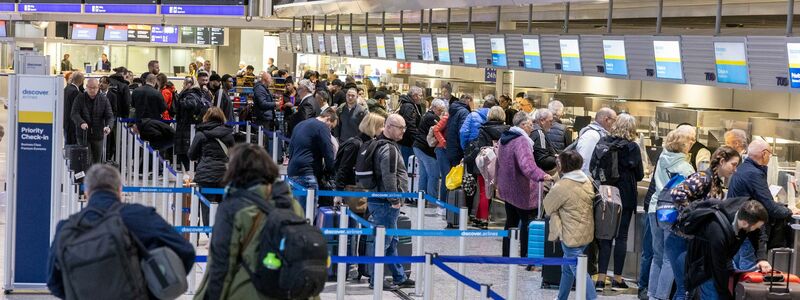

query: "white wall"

left=263, top=35, right=279, bottom=72
left=240, top=30, right=265, bottom=73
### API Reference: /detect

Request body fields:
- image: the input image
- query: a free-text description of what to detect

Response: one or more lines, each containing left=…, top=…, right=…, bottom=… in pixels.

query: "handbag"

left=462, top=168, right=477, bottom=196
left=446, top=164, right=464, bottom=190
left=426, top=126, right=438, bottom=147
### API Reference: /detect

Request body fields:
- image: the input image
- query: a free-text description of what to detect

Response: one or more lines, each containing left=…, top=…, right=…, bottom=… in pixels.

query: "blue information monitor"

left=86, top=4, right=157, bottom=14
left=18, top=3, right=82, bottom=13
left=0, top=3, right=13, bottom=12
left=162, top=5, right=245, bottom=16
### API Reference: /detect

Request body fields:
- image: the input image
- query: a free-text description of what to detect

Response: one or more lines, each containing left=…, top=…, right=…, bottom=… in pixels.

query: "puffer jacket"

left=412, top=110, right=440, bottom=157
left=108, top=73, right=131, bottom=119
left=459, top=108, right=489, bottom=150
left=174, top=87, right=209, bottom=155
left=547, top=118, right=571, bottom=152
left=195, top=182, right=316, bottom=300
left=433, top=115, right=448, bottom=149
left=253, top=81, right=277, bottom=123
left=188, top=121, right=234, bottom=185
left=446, top=101, right=470, bottom=166
left=397, top=93, right=422, bottom=147
left=543, top=170, right=595, bottom=247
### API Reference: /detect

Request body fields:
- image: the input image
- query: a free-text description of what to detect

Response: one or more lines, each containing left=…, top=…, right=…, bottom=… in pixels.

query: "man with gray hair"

left=547, top=100, right=572, bottom=151
left=64, top=72, right=85, bottom=145
left=576, top=107, right=617, bottom=176
left=530, top=108, right=558, bottom=173
left=728, top=139, right=799, bottom=273
left=47, top=165, right=195, bottom=299
left=724, top=128, right=748, bottom=156
left=397, top=85, right=424, bottom=164
left=287, top=78, right=317, bottom=134
left=70, top=78, right=114, bottom=164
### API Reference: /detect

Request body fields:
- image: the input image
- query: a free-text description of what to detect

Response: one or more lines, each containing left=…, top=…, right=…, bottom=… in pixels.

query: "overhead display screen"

left=150, top=26, right=178, bottom=44
left=394, top=36, right=405, bottom=60
left=559, top=39, right=581, bottom=73
left=317, top=35, right=325, bottom=53
left=421, top=35, right=434, bottom=61
left=359, top=35, right=369, bottom=57
left=305, top=34, right=314, bottom=54
left=788, top=43, right=800, bottom=88
left=522, top=38, right=541, bottom=70
left=329, top=35, right=338, bottom=54
left=180, top=27, right=196, bottom=43
left=344, top=35, right=353, bottom=56
left=71, top=24, right=98, bottom=40
left=104, top=25, right=128, bottom=41
left=180, top=27, right=224, bottom=45
left=714, top=42, right=749, bottom=85
left=603, top=40, right=628, bottom=76
left=0, top=0, right=12, bottom=12
left=437, top=36, right=450, bottom=63
left=653, top=40, right=683, bottom=80
left=376, top=35, right=386, bottom=58
left=85, top=1, right=157, bottom=14
left=490, top=37, right=507, bottom=67
left=127, top=25, right=151, bottom=42
left=161, top=0, right=244, bottom=16
left=18, top=0, right=81, bottom=13
left=462, top=37, right=477, bottom=65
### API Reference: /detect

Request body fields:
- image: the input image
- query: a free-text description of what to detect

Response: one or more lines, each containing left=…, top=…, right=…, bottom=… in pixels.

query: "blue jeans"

left=413, top=147, right=438, bottom=198
left=664, top=229, right=687, bottom=300
left=289, top=175, right=318, bottom=211
left=367, top=201, right=407, bottom=284
left=648, top=213, right=673, bottom=300
left=639, top=215, right=653, bottom=291
left=399, top=145, right=414, bottom=167
left=435, top=148, right=450, bottom=202
left=733, top=239, right=758, bottom=272
left=699, top=279, right=720, bottom=300
left=558, top=243, right=597, bottom=300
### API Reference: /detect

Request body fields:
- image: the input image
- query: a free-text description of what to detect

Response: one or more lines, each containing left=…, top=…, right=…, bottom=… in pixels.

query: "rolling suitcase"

left=735, top=248, right=800, bottom=299
left=526, top=181, right=563, bottom=289
left=315, top=206, right=344, bottom=279
left=528, top=181, right=546, bottom=259
left=65, top=129, right=90, bottom=183
left=446, top=188, right=466, bottom=228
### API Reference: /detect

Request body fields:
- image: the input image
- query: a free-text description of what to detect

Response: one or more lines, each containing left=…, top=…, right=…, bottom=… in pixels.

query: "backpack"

left=355, top=138, right=394, bottom=190
left=237, top=189, right=328, bottom=299
left=56, top=202, right=149, bottom=300
left=590, top=138, right=624, bottom=185
left=655, top=172, right=687, bottom=224
left=673, top=197, right=746, bottom=239
left=464, top=129, right=492, bottom=175
left=475, top=141, right=499, bottom=198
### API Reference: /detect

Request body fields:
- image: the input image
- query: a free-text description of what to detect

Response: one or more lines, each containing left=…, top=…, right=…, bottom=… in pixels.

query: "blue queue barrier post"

left=479, top=284, right=490, bottom=299
left=413, top=191, right=426, bottom=297
left=457, top=207, right=468, bottom=300
left=373, top=226, right=386, bottom=300
left=576, top=254, right=588, bottom=300
left=423, top=253, right=435, bottom=300
left=336, top=205, right=349, bottom=300
left=508, top=229, right=520, bottom=300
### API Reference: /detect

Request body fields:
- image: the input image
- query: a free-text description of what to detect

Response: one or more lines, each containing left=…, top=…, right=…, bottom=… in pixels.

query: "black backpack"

left=464, top=130, right=491, bottom=175
left=590, top=137, right=624, bottom=185
left=56, top=202, right=149, bottom=300
left=355, top=138, right=393, bottom=190
left=674, top=197, right=746, bottom=239
left=237, top=190, right=328, bottom=299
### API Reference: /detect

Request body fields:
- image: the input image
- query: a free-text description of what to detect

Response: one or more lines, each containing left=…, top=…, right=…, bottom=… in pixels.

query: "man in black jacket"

left=397, top=86, right=424, bottom=165
left=208, top=73, right=233, bottom=121
left=64, top=72, right=84, bottom=145
left=686, top=199, right=768, bottom=300
left=329, top=78, right=346, bottom=107
left=286, top=79, right=316, bottom=135
left=530, top=108, right=558, bottom=173
left=99, top=76, right=118, bottom=160
left=132, top=74, right=166, bottom=123
left=107, top=67, right=131, bottom=119
left=71, top=78, right=114, bottom=163
left=253, top=71, right=277, bottom=129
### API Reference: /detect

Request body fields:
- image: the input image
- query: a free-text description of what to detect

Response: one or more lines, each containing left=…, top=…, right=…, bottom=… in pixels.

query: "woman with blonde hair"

left=647, top=125, right=697, bottom=300
left=592, top=113, right=645, bottom=292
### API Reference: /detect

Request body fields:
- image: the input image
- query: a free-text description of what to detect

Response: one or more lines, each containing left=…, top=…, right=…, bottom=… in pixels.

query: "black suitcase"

left=65, top=130, right=90, bottom=183
left=447, top=188, right=466, bottom=228
left=364, top=214, right=412, bottom=280
left=541, top=218, right=565, bottom=289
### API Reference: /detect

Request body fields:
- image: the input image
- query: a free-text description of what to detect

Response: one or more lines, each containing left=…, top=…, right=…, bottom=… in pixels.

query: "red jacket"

left=161, top=86, right=175, bottom=120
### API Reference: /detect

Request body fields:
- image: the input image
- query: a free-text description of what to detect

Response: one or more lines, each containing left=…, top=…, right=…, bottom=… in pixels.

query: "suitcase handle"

left=536, top=181, right=543, bottom=219
left=768, top=248, right=795, bottom=293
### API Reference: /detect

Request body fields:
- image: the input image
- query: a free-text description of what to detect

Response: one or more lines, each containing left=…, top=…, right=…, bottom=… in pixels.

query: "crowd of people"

left=53, top=59, right=800, bottom=299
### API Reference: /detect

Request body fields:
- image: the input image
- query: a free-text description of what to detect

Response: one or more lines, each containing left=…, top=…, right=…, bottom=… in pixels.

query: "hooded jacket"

left=188, top=121, right=235, bottom=184
left=174, top=87, right=209, bottom=154
left=446, top=101, right=471, bottom=166
left=543, top=170, right=595, bottom=247
left=496, top=128, right=547, bottom=210
left=132, top=84, right=166, bottom=122
left=367, top=98, right=388, bottom=118
left=459, top=108, right=489, bottom=150
left=412, top=110, right=441, bottom=157
left=108, top=73, right=131, bottom=119
left=372, top=134, right=408, bottom=205
left=649, top=150, right=696, bottom=212
left=600, top=136, right=645, bottom=209
left=530, top=124, right=558, bottom=173
left=397, top=93, right=422, bottom=147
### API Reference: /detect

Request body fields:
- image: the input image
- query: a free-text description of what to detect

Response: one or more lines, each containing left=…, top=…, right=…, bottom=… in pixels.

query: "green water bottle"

left=262, top=252, right=281, bottom=270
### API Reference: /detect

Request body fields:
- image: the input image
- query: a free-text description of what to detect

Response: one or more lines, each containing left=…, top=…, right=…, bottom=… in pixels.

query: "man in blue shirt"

left=287, top=107, right=338, bottom=207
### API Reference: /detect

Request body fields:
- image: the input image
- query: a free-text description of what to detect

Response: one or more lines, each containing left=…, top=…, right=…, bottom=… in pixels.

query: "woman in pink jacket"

left=496, top=112, right=551, bottom=257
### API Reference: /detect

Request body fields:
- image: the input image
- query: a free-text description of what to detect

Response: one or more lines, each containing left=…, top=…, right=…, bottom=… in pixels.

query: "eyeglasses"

left=389, top=124, right=406, bottom=131
left=764, top=148, right=773, bottom=156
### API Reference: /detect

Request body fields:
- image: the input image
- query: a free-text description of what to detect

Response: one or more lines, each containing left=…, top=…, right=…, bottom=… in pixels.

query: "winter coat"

left=174, top=88, right=210, bottom=154
left=530, top=124, right=558, bottom=173
left=195, top=182, right=315, bottom=300
left=161, top=86, right=175, bottom=120
left=367, top=99, right=388, bottom=118
left=547, top=118, right=572, bottom=152
left=188, top=122, right=234, bottom=185
left=63, top=83, right=82, bottom=145
left=601, top=136, right=645, bottom=209
left=103, top=91, right=118, bottom=120
left=333, top=103, right=366, bottom=142
left=132, top=84, right=166, bottom=122
left=287, top=118, right=335, bottom=179
left=333, top=134, right=372, bottom=190
left=139, top=119, right=175, bottom=150
left=504, top=108, right=518, bottom=127
left=543, top=170, right=595, bottom=247
left=333, top=90, right=347, bottom=107
left=433, top=115, right=449, bottom=149
left=108, top=73, right=131, bottom=119
left=48, top=190, right=195, bottom=299
left=252, top=81, right=277, bottom=123
left=287, top=94, right=316, bottom=135
left=211, top=87, right=234, bottom=122
left=496, top=128, right=548, bottom=210
left=372, top=134, right=408, bottom=205
left=649, top=150, right=695, bottom=212
left=412, top=110, right=440, bottom=157
left=397, top=93, right=423, bottom=147
left=464, top=121, right=508, bottom=174
left=70, top=92, right=114, bottom=141
left=459, top=108, right=489, bottom=150
left=445, top=101, right=471, bottom=166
